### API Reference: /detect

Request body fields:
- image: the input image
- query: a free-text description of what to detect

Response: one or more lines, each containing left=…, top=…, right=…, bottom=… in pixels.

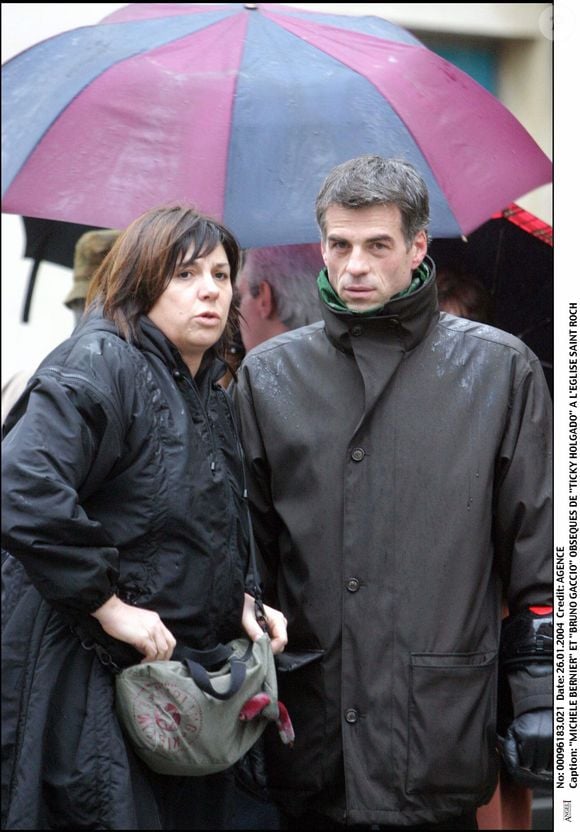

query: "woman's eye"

left=176, top=270, right=191, bottom=280
left=214, top=271, right=230, bottom=281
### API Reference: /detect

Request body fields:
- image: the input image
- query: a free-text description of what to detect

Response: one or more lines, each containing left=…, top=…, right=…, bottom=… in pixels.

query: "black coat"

left=233, top=263, right=553, bottom=826
left=2, top=312, right=249, bottom=828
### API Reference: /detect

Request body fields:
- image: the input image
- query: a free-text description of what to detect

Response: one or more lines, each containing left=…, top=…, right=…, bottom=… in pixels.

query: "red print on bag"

left=155, top=701, right=181, bottom=731
left=133, top=682, right=202, bottom=752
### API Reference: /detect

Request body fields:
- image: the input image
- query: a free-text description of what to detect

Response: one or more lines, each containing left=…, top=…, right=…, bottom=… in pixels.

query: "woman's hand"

left=242, top=592, right=288, bottom=655
left=91, top=595, right=176, bottom=662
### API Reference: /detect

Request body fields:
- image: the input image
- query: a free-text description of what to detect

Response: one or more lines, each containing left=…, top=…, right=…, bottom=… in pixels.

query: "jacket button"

left=346, top=578, right=360, bottom=592
left=345, top=708, right=359, bottom=724
left=350, top=324, right=363, bottom=337
left=351, top=447, right=365, bottom=462
left=172, top=369, right=183, bottom=381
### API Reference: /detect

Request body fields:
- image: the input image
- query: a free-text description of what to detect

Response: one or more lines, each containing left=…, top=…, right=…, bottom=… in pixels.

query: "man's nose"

left=346, top=248, right=369, bottom=276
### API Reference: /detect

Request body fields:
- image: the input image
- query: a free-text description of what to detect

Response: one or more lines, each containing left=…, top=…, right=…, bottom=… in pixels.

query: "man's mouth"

left=343, top=286, right=374, bottom=295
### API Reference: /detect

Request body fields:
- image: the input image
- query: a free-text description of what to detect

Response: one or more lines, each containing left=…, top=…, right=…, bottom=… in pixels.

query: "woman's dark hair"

left=86, top=204, right=241, bottom=359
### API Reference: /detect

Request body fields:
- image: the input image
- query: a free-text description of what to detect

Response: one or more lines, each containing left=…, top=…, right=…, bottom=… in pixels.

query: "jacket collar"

left=75, top=309, right=226, bottom=386
left=139, top=315, right=227, bottom=387
left=321, top=255, right=439, bottom=354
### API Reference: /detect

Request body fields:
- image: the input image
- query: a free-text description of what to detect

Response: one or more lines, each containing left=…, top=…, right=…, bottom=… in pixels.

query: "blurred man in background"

left=237, top=243, right=323, bottom=353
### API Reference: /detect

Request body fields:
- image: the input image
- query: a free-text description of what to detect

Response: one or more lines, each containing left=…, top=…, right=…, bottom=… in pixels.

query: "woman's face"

left=148, top=243, right=233, bottom=375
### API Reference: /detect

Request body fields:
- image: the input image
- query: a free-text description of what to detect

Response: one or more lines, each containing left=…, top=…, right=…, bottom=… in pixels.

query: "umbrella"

left=20, top=216, right=104, bottom=322
left=429, top=203, right=553, bottom=394
left=2, top=3, right=551, bottom=248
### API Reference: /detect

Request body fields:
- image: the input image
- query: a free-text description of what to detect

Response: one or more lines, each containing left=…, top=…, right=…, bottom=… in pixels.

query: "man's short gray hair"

left=315, top=155, right=430, bottom=247
left=242, top=243, right=323, bottom=330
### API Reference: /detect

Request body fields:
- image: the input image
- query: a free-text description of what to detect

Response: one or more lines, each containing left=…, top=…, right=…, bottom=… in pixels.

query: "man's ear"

left=257, top=281, right=276, bottom=319
left=411, top=231, right=428, bottom=270
left=321, top=239, right=328, bottom=268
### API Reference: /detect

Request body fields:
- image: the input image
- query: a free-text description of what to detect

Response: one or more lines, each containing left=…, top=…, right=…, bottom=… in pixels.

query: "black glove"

left=498, top=607, right=553, bottom=787
left=500, top=707, right=552, bottom=787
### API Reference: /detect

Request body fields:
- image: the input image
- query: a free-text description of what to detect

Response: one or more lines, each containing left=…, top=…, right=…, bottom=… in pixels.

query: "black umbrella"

left=429, top=204, right=553, bottom=394
left=21, top=216, right=104, bottom=322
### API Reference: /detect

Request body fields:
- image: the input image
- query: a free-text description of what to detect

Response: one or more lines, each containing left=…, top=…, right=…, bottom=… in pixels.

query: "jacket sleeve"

left=1, top=370, right=125, bottom=615
left=493, top=351, right=553, bottom=712
left=230, top=368, right=284, bottom=593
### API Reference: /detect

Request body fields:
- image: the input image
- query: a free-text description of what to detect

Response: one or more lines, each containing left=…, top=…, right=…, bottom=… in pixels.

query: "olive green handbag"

left=115, top=495, right=294, bottom=777
left=115, top=631, right=281, bottom=776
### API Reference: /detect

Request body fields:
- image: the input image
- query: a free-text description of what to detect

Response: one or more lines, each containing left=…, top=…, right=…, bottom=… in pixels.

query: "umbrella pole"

left=21, top=259, right=40, bottom=323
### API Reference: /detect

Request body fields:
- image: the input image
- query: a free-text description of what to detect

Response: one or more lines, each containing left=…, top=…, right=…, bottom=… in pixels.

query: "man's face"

left=237, top=271, right=265, bottom=352
left=321, top=204, right=427, bottom=312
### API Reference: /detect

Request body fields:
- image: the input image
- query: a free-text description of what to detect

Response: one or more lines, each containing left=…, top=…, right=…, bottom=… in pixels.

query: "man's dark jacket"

left=1, top=313, right=248, bottom=829
left=232, top=261, right=552, bottom=826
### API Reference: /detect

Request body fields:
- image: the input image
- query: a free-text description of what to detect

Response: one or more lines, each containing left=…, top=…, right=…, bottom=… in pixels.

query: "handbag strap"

left=181, top=640, right=254, bottom=701
left=220, top=388, right=267, bottom=629
left=173, top=642, right=233, bottom=668
left=183, top=656, right=246, bottom=701
left=247, top=514, right=267, bottom=631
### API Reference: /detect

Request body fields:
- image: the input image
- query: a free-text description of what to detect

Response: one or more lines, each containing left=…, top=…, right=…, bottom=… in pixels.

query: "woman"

left=1, top=205, right=287, bottom=830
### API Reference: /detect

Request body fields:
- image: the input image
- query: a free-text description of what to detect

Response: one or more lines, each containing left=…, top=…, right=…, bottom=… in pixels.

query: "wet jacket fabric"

left=232, top=261, right=552, bottom=827
left=1, top=312, right=249, bottom=829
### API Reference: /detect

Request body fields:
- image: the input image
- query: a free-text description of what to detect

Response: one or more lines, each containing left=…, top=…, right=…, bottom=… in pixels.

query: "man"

left=232, top=156, right=552, bottom=829
left=64, top=228, right=121, bottom=323
left=237, top=243, right=323, bottom=352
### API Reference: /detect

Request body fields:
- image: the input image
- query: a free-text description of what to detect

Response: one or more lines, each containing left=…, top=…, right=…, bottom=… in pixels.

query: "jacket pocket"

left=406, top=651, right=497, bottom=795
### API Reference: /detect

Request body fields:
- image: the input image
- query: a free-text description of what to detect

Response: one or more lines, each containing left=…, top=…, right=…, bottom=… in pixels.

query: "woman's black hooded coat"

left=1, top=312, right=249, bottom=829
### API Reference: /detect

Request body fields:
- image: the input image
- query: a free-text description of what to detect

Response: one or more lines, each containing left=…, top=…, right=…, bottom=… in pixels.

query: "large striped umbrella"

left=2, top=3, right=552, bottom=247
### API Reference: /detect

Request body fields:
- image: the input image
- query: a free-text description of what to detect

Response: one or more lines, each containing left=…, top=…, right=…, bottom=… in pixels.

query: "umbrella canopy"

left=22, top=216, right=104, bottom=270
left=429, top=203, right=553, bottom=393
left=19, top=216, right=104, bottom=322
left=2, top=3, right=551, bottom=247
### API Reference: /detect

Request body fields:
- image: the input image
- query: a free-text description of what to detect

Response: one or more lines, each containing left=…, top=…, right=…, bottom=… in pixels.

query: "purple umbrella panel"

left=1, top=3, right=552, bottom=247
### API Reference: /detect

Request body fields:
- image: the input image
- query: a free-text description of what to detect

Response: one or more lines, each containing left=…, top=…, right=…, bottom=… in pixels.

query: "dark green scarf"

left=317, top=260, right=430, bottom=316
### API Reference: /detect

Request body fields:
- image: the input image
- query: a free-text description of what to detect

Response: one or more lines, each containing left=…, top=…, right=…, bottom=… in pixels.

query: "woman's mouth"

left=195, top=311, right=221, bottom=324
